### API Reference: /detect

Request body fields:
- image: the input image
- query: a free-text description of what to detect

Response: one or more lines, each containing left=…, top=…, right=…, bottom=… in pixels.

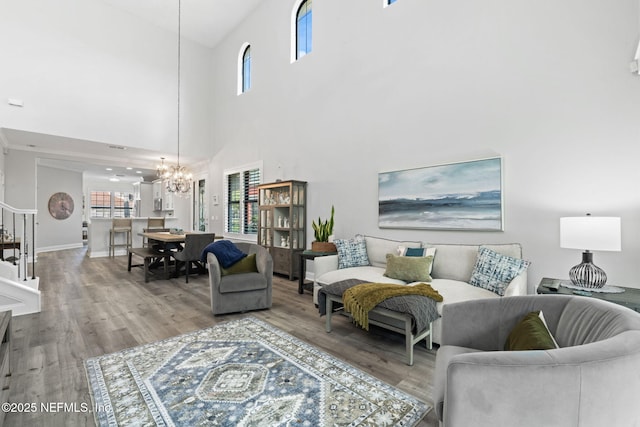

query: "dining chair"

left=143, top=224, right=169, bottom=248
left=172, top=233, right=216, bottom=282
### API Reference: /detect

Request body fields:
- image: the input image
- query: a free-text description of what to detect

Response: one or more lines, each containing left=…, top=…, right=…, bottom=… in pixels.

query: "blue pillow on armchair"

left=201, top=240, right=246, bottom=267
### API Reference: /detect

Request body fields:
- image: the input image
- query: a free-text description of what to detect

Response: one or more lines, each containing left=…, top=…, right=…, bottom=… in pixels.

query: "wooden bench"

left=127, top=247, right=172, bottom=282
left=323, top=291, right=433, bottom=366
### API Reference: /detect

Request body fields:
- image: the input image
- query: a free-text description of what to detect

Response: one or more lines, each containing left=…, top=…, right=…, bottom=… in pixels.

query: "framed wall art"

left=378, top=157, right=503, bottom=231
left=48, top=192, right=75, bottom=220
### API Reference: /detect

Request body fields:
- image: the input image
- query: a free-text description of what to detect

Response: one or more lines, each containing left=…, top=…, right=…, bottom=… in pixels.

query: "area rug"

left=85, top=317, right=430, bottom=426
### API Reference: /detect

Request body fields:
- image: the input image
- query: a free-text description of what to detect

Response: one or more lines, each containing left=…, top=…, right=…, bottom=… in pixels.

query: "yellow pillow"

left=221, top=254, right=258, bottom=276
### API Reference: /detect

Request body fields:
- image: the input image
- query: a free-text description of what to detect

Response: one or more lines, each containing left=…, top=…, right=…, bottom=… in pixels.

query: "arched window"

left=295, top=0, right=312, bottom=60
left=237, top=43, right=251, bottom=95
left=242, top=45, right=251, bottom=93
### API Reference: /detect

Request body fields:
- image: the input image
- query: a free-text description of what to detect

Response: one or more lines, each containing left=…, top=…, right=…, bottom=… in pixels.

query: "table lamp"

left=560, top=214, right=621, bottom=288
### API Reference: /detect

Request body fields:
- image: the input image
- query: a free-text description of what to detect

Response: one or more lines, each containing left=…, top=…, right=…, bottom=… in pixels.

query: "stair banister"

left=0, top=202, right=37, bottom=281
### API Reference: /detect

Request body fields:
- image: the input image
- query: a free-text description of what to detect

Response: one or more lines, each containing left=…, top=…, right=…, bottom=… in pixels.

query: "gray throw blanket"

left=318, top=279, right=440, bottom=334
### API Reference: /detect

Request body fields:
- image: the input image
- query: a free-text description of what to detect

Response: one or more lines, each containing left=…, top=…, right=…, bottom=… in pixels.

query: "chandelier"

left=162, top=0, right=192, bottom=194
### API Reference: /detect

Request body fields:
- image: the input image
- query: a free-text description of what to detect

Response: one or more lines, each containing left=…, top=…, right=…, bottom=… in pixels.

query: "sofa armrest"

left=312, top=254, right=339, bottom=284
left=503, top=270, right=528, bottom=297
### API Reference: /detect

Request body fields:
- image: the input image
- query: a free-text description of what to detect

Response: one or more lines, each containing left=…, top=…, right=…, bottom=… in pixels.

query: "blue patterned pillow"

left=334, top=235, right=370, bottom=269
left=469, top=246, right=530, bottom=296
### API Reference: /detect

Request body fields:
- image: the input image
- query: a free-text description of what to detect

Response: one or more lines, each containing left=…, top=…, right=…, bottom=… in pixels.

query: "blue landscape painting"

left=378, top=157, right=503, bottom=230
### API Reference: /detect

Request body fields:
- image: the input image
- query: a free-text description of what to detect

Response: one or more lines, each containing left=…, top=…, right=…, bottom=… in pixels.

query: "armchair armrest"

left=207, top=252, right=222, bottom=290
left=253, top=246, right=274, bottom=285
left=312, top=254, right=339, bottom=285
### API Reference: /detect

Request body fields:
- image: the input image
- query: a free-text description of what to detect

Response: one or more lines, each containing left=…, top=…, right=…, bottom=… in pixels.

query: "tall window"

left=242, top=45, right=251, bottom=93
left=225, top=164, right=261, bottom=236
left=90, top=191, right=135, bottom=218
left=295, top=0, right=312, bottom=60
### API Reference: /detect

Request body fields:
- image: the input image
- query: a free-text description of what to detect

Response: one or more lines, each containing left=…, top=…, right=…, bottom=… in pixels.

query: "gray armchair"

left=434, top=295, right=640, bottom=427
left=172, top=233, right=216, bottom=282
left=207, top=242, right=273, bottom=315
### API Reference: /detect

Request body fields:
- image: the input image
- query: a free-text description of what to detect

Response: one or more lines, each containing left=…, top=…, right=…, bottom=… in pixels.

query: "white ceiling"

left=99, top=0, right=264, bottom=49
left=3, top=0, right=261, bottom=182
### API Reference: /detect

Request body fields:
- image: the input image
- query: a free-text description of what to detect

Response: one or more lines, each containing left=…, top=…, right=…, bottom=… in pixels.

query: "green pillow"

left=504, top=311, right=558, bottom=351
left=221, top=254, right=258, bottom=276
left=383, top=254, right=433, bottom=282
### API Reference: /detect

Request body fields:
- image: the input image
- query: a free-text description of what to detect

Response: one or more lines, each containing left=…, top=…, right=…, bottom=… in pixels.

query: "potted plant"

left=311, top=205, right=336, bottom=252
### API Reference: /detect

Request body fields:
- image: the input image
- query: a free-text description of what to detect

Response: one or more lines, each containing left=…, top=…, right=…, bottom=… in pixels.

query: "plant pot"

left=311, top=241, right=337, bottom=253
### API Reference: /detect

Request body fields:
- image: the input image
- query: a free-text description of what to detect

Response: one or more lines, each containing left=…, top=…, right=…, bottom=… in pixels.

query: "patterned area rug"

left=85, top=317, right=430, bottom=426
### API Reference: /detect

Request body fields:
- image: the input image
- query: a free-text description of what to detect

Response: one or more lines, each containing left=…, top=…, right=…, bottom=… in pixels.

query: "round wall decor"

left=48, top=192, right=74, bottom=220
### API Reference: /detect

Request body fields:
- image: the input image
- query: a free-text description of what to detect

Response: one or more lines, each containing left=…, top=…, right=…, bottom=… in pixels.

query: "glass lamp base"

left=569, top=251, right=607, bottom=289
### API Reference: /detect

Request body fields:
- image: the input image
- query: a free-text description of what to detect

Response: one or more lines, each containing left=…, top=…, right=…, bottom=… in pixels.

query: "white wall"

left=0, top=0, right=213, bottom=157
left=206, top=0, right=640, bottom=291
left=37, top=166, right=83, bottom=251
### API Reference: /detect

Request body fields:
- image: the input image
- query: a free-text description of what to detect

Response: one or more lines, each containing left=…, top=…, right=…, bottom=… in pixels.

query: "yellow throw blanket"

left=342, top=282, right=443, bottom=331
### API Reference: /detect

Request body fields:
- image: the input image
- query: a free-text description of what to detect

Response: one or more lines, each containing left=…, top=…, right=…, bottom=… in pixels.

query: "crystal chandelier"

left=156, top=157, right=170, bottom=179
left=164, top=0, right=192, bottom=194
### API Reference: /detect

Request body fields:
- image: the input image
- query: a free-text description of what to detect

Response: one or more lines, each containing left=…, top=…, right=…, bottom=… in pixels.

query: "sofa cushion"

left=469, top=246, right=530, bottom=296
left=365, top=236, right=421, bottom=268
left=316, top=266, right=406, bottom=286
left=504, top=311, right=558, bottom=351
left=430, top=279, right=499, bottom=316
left=218, top=272, right=267, bottom=293
left=384, top=253, right=433, bottom=282
left=427, top=243, right=522, bottom=282
left=334, top=234, right=370, bottom=269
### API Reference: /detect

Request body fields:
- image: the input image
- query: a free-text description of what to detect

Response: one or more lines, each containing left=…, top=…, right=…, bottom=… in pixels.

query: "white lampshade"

left=560, top=216, right=621, bottom=252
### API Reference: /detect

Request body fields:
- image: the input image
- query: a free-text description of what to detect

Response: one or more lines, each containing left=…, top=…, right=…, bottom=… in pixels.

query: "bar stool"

left=109, top=218, right=132, bottom=257
left=143, top=217, right=166, bottom=247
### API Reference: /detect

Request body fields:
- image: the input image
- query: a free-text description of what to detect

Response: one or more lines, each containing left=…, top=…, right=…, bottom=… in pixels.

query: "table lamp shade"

left=560, top=216, right=621, bottom=288
left=560, top=217, right=621, bottom=252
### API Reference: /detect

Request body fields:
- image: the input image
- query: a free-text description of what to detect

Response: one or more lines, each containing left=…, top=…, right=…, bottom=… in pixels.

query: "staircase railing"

left=0, top=202, right=37, bottom=281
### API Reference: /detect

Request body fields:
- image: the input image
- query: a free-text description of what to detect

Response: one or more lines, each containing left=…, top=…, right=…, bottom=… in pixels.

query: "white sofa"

left=313, top=236, right=528, bottom=344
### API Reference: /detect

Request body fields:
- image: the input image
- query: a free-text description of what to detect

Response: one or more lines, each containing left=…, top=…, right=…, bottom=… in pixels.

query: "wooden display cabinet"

left=257, top=180, right=307, bottom=280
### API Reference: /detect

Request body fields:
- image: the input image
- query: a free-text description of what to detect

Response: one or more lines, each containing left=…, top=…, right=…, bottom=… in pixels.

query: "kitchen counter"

left=87, top=217, right=182, bottom=258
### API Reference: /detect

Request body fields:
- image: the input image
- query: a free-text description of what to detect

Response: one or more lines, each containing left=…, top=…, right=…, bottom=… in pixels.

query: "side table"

left=298, top=250, right=337, bottom=294
left=537, top=277, right=640, bottom=313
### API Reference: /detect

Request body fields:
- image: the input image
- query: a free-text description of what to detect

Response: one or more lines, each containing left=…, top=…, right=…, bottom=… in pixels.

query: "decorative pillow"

left=469, top=246, right=530, bottom=296
left=384, top=253, right=433, bottom=282
left=365, top=236, right=421, bottom=268
left=201, top=240, right=247, bottom=268
left=397, top=246, right=437, bottom=273
left=504, top=311, right=558, bottom=351
left=334, top=235, right=370, bottom=269
left=221, top=254, right=258, bottom=276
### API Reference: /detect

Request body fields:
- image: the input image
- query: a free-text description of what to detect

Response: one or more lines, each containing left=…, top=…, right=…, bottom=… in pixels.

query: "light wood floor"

left=5, top=247, right=438, bottom=426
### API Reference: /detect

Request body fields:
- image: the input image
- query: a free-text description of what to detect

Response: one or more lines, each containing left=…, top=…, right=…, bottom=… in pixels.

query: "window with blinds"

left=225, top=166, right=261, bottom=235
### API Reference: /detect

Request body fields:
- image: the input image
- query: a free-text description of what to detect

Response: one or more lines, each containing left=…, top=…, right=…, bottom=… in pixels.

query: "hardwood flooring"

left=5, top=247, right=438, bottom=426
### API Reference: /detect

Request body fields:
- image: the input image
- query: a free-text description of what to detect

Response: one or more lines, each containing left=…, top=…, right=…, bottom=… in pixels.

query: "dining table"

left=137, top=231, right=222, bottom=279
